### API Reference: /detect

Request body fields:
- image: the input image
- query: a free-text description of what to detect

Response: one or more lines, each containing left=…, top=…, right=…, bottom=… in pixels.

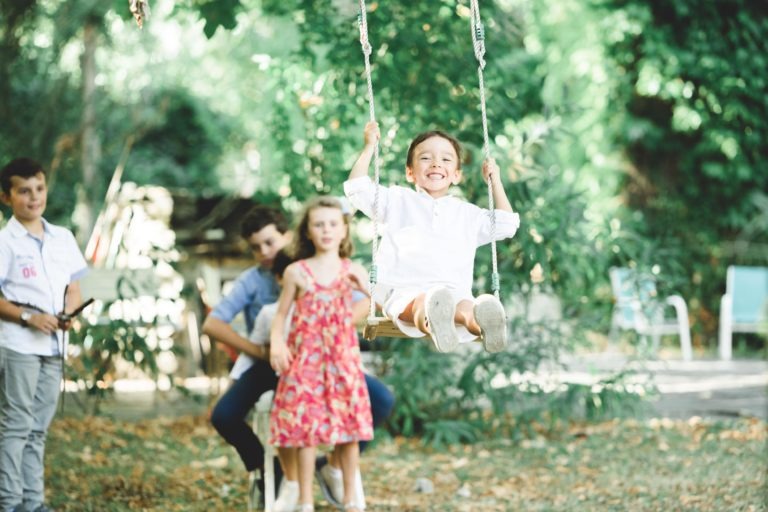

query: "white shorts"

left=373, top=283, right=479, bottom=343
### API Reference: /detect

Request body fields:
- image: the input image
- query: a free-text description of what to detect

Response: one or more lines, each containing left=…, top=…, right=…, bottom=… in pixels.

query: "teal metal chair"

left=609, top=267, right=693, bottom=361
left=718, top=266, right=768, bottom=360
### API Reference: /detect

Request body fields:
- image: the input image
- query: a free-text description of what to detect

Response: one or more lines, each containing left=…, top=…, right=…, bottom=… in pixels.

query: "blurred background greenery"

left=1, top=0, right=766, bottom=436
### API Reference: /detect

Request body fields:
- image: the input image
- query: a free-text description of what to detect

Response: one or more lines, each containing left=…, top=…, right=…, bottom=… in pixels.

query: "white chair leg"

left=651, top=333, right=661, bottom=357
left=719, top=294, right=733, bottom=360
left=666, top=295, right=692, bottom=361
left=248, top=470, right=259, bottom=511
left=264, top=445, right=275, bottom=512
left=254, top=391, right=276, bottom=512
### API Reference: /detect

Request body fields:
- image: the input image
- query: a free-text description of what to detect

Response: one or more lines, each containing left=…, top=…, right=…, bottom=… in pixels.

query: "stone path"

left=560, top=354, right=768, bottom=420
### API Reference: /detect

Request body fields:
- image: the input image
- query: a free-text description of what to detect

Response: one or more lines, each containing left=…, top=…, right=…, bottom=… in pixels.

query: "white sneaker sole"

left=425, top=287, right=458, bottom=353
left=474, top=295, right=507, bottom=353
left=316, top=466, right=344, bottom=510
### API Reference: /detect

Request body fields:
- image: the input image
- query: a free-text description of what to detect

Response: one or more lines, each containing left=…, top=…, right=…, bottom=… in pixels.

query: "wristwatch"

left=19, top=310, right=32, bottom=327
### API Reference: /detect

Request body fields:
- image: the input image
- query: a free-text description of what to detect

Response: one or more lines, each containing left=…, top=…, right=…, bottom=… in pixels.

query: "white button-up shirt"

left=344, top=176, right=520, bottom=297
left=0, top=216, right=88, bottom=355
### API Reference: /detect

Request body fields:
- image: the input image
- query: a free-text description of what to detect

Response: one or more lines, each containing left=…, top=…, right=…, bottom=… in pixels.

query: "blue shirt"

left=210, top=266, right=279, bottom=334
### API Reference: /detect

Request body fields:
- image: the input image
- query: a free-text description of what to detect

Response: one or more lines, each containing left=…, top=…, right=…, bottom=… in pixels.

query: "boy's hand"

left=269, top=343, right=293, bottom=374
left=28, top=313, right=61, bottom=335
left=482, top=158, right=501, bottom=182
left=364, top=121, right=380, bottom=148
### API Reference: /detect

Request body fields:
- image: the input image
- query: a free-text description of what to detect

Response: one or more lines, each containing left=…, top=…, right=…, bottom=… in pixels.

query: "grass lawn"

left=44, top=414, right=766, bottom=511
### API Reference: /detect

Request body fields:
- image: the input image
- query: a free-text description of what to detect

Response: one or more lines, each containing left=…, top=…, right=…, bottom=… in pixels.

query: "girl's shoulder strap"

left=294, top=259, right=314, bottom=285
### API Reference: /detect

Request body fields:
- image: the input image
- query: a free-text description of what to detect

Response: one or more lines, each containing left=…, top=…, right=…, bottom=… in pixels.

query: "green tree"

left=599, top=0, right=768, bottom=345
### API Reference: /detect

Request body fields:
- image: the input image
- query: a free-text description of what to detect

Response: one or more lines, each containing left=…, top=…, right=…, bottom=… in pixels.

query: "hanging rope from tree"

left=357, top=0, right=383, bottom=322
left=469, top=0, right=500, bottom=299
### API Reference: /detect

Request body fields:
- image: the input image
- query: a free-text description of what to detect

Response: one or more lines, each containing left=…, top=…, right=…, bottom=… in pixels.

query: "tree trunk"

left=78, top=21, right=100, bottom=245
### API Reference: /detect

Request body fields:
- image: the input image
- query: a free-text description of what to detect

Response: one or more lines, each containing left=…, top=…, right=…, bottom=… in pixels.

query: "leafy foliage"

left=374, top=318, right=646, bottom=448
left=66, top=307, right=183, bottom=414
left=128, top=88, right=242, bottom=190
left=597, top=0, right=768, bottom=343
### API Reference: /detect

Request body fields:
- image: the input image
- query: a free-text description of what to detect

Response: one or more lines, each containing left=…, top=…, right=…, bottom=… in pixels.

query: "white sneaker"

left=425, top=287, right=458, bottom=353
left=317, top=464, right=366, bottom=510
left=474, top=294, right=507, bottom=353
left=317, top=464, right=344, bottom=509
left=274, top=479, right=299, bottom=512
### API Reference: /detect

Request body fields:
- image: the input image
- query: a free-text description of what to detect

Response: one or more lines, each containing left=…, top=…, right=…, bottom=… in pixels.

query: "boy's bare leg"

left=399, top=294, right=429, bottom=335
left=455, top=299, right=481, bottom=336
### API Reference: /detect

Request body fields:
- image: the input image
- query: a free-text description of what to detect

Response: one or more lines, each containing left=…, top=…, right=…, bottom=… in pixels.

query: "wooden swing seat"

left=363, top=316, right=426, bottom=340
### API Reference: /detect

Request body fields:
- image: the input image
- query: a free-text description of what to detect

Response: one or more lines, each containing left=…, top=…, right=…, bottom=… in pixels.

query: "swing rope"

left=357, top=0, right=382, bottom=320
left=356, top=0, right=501, bottom=332
left=469, top=0, right=500, bottom=299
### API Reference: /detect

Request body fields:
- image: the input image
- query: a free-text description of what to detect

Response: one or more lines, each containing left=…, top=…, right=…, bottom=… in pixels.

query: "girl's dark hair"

left=0, top=158, right=46, bottom=194
left=405, top=131, right=462, bottom=170
left=293, top=196, right=353, bottom=261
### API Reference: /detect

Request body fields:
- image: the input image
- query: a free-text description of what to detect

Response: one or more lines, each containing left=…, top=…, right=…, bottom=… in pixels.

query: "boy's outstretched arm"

left=482, top=158, right=513, bottom=213
left=348, top=121, right=380, bottom=181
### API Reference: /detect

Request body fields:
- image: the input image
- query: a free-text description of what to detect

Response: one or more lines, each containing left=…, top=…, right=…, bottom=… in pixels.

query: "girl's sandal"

left=343, top=504, right=362, bottom=512
left=297, top=505, right=314, bottom=512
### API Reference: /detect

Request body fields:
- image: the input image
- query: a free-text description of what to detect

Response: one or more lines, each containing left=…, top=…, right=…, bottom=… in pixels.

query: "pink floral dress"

left=270, top=259, right=373, bottom=447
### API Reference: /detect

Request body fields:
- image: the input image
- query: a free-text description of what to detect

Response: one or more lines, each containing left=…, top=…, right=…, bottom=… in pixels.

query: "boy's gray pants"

left=0, top=347, right=62, bottom=512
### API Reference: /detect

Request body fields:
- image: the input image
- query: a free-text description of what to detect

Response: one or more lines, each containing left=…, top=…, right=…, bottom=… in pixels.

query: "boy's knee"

left=364, top=375, right=395, bottom=425
left=374, top=391, right=395, bottom=423
left=210, top=404, right=233, bottom=433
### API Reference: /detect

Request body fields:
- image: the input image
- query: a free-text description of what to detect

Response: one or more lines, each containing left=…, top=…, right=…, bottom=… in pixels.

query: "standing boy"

left=0, top=158, right=88, bottom=512
left=203, top=206, right=394, bottom=508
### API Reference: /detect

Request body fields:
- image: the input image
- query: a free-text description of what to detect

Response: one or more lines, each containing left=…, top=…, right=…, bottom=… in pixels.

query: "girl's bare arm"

left=270, top=264, right=301, bottom=372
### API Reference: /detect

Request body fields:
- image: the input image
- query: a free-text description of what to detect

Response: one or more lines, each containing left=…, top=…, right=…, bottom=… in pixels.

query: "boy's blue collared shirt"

left=210, top=266, right=279, bottom=334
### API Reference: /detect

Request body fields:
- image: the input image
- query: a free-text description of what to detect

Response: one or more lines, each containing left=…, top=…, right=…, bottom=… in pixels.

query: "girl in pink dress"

left=270, top=196, right=373, bottom=512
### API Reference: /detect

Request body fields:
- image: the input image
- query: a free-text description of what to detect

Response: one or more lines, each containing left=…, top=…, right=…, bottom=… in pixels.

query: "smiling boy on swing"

left=344, top=122, right=520, bottom=353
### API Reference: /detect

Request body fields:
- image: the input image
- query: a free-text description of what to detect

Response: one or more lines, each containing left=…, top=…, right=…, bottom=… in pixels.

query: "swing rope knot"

left=358, top=13, right=372, bottom=56
left=470, top=0, right=486, bottom=69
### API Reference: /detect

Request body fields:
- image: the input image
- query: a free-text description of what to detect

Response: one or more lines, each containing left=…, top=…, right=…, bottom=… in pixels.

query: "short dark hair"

left=270, top=249, right=293, bottom=279
left=240, top=206, right=289, bottom=239
left=1, top=158, right=46, bottom=195
left=405, top=131, right=462, bottom=170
